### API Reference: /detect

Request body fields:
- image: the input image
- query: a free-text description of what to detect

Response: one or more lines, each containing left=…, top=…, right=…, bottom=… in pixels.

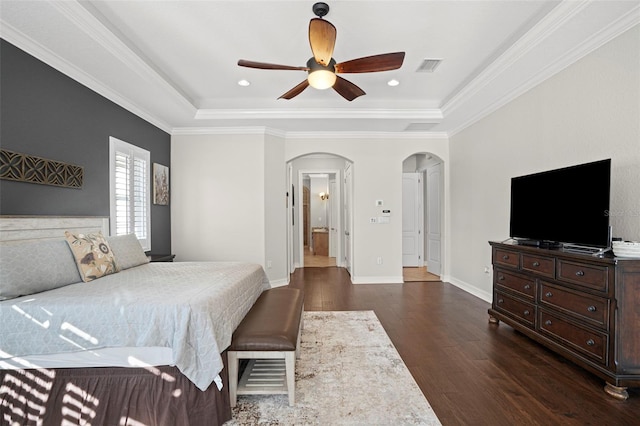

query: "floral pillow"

left=64, top=231, right=120, bottom=282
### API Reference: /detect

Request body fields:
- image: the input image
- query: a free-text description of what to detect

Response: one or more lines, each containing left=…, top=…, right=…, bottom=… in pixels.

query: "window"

left=109, top=137, right=151, bottom=251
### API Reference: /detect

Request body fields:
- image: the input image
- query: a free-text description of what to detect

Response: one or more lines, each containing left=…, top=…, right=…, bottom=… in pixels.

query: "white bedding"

left=0, top=261, right=270, bottom=391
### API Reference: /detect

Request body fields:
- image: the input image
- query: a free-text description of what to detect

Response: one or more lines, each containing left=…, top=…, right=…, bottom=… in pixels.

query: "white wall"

left=171, top=133, right=266, bottom=266
left=264, top=133, right=288, bottom=285
left=448, top=25, right=640, bottom=301
left=286, top=136, right=450, bottom=283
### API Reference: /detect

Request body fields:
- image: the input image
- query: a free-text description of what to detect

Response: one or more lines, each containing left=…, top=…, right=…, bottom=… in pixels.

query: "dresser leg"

left=488, top=315, right=499, bottom=324
left=604, top=382, right=629, bottom=400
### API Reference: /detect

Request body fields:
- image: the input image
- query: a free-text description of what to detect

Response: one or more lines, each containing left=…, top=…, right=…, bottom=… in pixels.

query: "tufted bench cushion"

left=228, top=287, right=304, bottom=407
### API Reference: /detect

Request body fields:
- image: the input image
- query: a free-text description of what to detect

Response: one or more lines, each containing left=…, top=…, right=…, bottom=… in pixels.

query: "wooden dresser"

left=488, top=241, right=640, bottom=400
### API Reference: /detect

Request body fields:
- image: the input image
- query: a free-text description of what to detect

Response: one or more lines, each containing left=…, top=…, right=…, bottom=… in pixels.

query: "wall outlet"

left=370, top=217, right=377, bottom=223
left=376, top=257, right=383, bottom=265
left=484, top=266, right=490, bottom=273
left=267, top=260, right=272, bottom=269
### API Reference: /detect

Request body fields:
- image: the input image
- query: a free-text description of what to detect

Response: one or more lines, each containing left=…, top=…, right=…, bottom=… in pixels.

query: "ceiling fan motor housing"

left=313, top=2, right=330, bottom=18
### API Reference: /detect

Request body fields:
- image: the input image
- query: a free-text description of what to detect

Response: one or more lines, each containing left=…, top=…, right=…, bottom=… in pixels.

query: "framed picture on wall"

left=153, top=163, right=169, bottom=205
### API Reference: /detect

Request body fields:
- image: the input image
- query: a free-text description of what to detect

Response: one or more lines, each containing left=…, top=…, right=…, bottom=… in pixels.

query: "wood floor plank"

left=288, top=267, right=640, bottom=425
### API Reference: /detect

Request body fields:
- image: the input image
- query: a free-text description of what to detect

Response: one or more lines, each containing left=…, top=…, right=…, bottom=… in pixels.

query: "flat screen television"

left=509, top=159, right=611, bottom=248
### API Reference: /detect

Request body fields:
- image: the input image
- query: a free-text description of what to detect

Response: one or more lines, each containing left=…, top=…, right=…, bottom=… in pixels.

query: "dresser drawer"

left=556, top=260, right=609, bottom=292
left=539, top=282, right=609, bottom=329
left=494, top=290, right=535, bottom=326
left=494, top=248, right=520, bottom=269
left=521, top=254, right=555, bottom=278
left=494, top=269, right=535, bottom=299
left=538, top=310, right=608, bottom=364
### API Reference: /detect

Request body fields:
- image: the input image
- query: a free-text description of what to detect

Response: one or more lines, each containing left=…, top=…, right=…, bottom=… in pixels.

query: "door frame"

left=297, top=169, right=342, bottom=268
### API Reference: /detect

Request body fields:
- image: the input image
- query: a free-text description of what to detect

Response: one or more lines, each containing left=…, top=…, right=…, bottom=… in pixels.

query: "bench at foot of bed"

left=228, top=287, right=304, bottom=407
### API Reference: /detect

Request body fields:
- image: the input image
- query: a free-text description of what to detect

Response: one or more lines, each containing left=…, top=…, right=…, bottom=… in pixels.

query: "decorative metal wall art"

left=0, top=149, right=83, bottom=189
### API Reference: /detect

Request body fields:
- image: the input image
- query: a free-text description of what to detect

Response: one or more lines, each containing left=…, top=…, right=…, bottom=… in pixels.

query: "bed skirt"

left=0, top=352, right=231, bottom=426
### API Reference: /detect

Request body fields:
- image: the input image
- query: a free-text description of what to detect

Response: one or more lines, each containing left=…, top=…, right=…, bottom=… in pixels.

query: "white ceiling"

left=1, top=1, right=638, bottom=135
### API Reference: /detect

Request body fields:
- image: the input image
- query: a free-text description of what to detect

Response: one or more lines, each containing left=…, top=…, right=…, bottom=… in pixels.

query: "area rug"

left=226, top=311, right=442, bottom=425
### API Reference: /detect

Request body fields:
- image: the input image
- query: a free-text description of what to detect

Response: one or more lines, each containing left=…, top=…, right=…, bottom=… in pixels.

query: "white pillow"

left=0, top=239, right=82, bottom=300
left=106, top=234, right=150, bottom=270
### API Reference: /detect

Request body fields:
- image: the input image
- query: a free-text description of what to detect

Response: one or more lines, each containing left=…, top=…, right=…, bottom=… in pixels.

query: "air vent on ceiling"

left=416, top=58, right=442, bottom=73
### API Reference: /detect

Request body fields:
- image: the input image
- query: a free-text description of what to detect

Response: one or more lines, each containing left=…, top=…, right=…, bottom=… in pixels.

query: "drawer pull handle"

left=575, top=270, right=585, bottom=277
left=586, top=339, right=595, bottom=346
left=523, top=284, right=531, bottom=290
left=545, top=292, right=553, bottom=298
left=498, top=275, right=505, bottom=281
left=498, top=299, right=504, bottom=304
left=545, top=320, right=552, bottom=326
left=523, top=310, right=530, bottom=316
left=502, top=255, right=509, bottom=260
left=587, top=305, right=597, bottom=312
left=532, top=261, right=540, bottom=267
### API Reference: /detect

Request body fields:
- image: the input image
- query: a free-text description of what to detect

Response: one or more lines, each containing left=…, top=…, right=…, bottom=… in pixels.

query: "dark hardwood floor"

left=288, top=267, right=640, bottom=426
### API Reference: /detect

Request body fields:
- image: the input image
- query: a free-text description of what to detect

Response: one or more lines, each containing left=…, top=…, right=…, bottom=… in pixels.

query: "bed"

left=0, top=216, right=270, bottom=425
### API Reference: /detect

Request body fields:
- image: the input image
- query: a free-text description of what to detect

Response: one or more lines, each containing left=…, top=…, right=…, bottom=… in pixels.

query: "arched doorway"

left=286, top=153, right=353, bottom=274
left=401, top=153, right=443, bottom=282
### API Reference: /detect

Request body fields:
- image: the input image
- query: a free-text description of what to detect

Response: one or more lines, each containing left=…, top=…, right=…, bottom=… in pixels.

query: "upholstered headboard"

left=0, top=216, right=110, bottom=243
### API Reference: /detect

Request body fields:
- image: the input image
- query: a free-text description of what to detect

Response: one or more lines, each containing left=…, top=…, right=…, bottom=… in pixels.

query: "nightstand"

left=147, top=254, right=176, bottom=262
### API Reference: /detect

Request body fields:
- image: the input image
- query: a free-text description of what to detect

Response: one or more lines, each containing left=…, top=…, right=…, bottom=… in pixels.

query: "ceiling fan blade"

left=332, top=76, right=365, bottom=101
left=238, top=60, right=308, bottom=71
left=309, top=18, right=336, bottom=66
left=278, top=80, right=310, bottom=100
left=335, top=52, right=405, bottom=74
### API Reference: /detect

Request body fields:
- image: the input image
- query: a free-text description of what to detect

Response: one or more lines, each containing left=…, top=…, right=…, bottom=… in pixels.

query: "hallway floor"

left=303, top=246, right=336, bottom=267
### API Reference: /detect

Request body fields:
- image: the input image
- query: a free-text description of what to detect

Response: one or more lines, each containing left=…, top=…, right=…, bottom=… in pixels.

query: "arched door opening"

left=286, top=153, right=353, bottom=274
left=402, top=153, right=443, bottom=282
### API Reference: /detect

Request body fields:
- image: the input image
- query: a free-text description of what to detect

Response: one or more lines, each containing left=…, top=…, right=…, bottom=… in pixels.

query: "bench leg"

left=285, top=351, right=296, bottom=406
left=228, top=351, right=239, bottom=408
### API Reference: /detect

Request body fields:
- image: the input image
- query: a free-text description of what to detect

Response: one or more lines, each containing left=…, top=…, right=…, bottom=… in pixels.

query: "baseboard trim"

left=351, top=276, right=404, bottom=284
left=269, top=278, right=290, bottom=288
left=448, top=276, right=492, bottom=303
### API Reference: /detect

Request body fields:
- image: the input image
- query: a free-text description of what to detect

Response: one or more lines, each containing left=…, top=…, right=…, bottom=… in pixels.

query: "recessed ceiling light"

left=238, top=79, right=250, bottom=87
left=387, top=79, right=400, bottom=87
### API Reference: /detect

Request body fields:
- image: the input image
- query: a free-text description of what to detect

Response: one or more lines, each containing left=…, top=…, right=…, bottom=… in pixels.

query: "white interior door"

left=402, top=173, right=423, bottom=267
left=426, top=163, right=442, bottom=275
left=344, top=164, right=353, bottom=275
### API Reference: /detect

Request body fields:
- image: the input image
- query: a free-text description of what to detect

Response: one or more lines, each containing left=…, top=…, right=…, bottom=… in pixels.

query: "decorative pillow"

left=64, top=231, right=119, bottom=282
left=0, top=239, right=83, bottom=300
left=106, top=233, right=150, bottom=270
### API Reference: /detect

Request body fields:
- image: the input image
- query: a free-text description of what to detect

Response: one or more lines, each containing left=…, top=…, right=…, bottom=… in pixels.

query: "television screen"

left=509, top=159, right=611, bottom=248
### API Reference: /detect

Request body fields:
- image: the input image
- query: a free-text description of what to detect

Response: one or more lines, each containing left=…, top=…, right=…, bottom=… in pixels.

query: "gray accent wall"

left=0, top=40, right=171, bottom=254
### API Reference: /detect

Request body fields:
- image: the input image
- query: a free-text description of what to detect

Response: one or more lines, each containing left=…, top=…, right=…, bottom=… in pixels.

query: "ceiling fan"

left=237, top=2, right=405, bottom=101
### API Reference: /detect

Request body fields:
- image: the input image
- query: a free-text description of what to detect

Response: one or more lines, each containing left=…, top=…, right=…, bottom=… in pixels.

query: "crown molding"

left=0, top=21, right=174, bottom=134
left=194, top=108, right=443, bottom=122
left=172, top=126, right=286, bottom=138
left=447, top=3, right=640, bottom=137
left=285, top=131, right=449, bottom=140
left=442, top=0, right=591, bottom=115
left=50, top=1, right=196, bottom=111
left=172, top=127, right=449, bottom=140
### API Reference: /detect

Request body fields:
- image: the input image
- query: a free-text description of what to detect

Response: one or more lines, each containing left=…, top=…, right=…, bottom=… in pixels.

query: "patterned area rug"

left=226, top=311, right=442, bottom=425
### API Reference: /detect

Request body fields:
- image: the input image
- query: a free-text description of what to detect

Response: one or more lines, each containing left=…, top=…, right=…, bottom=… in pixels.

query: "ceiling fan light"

left=308, top=69, right=337, bottom=90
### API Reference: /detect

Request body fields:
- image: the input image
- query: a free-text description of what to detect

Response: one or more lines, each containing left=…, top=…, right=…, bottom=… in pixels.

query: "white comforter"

left=0, top=262, right=270, bottom=391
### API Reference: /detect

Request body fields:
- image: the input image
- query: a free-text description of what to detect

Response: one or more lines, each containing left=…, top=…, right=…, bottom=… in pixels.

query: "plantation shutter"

left=109, top=137, right=151, bottom=251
